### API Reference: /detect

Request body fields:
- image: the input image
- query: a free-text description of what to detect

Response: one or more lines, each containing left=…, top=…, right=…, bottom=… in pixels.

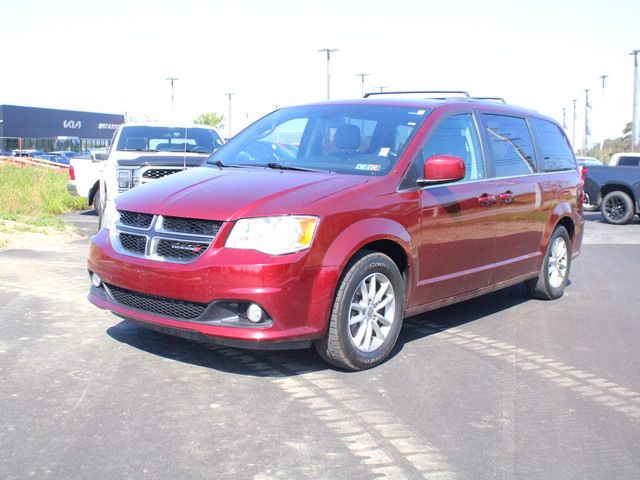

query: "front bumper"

left=88, top=228, right=339, bottom=347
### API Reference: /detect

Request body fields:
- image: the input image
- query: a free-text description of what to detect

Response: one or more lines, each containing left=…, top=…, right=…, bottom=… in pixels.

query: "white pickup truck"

left=67, top=149, right=108, bottom=213
left=97, top=123, right=224, bottom=224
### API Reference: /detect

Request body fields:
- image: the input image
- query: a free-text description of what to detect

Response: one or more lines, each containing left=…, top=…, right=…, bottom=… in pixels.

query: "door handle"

left=478, top=193, right=496, bottom=206
left=498, top=190, right=515, bottom=204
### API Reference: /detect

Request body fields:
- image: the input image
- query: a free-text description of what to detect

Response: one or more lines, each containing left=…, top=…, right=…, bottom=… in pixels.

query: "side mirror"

left=418, top=154, right=466, bottom=186
left=93, top=153, right=107, bottom=162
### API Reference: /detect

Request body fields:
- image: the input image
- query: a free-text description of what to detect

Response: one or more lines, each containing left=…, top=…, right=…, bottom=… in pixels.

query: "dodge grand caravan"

left=88, top=92, right=584, bottom=370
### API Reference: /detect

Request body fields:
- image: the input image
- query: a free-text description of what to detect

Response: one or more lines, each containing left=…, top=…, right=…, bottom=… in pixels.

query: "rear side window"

left=482, top=114, right=536, bottom=177
left=530, top=118, right=576, bottom=171
left=618, top=156, right=640, bottom=166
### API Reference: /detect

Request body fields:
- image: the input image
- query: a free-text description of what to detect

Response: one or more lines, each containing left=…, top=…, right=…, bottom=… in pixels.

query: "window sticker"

left=378, top=147, right=390, bottom=157
left=355, top=164, right=382, bottom=171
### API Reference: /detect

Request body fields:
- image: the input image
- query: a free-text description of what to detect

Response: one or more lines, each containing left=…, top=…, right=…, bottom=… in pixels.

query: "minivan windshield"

left=117, top=126, right=224, bottom=154
left=206, top=104, right=431, bottom=176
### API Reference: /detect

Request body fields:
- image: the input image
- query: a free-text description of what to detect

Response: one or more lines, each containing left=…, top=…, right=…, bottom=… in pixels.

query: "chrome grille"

left=142, top=169, right=181, bottom=179
left=105, top=283, right=206, bottom=319
left=111, top=211, right=222, bottom=263
left=119, top=210, right=153, bottom=228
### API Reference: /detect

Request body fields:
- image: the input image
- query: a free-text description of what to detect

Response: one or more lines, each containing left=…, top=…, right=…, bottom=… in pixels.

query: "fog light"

left=91, top=273, right=102, bottom=288
left=247, top=303, right=263, bottom=323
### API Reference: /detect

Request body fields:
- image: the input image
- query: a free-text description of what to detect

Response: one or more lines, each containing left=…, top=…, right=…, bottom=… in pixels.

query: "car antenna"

left=183, top=126, right=187, bottom=171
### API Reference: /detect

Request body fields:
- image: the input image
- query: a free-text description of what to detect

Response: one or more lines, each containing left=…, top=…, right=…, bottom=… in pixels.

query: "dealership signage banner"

left=0, top=105, right=125, bottom=139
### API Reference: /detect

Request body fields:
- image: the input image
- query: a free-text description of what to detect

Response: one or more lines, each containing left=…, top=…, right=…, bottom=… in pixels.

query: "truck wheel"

left=525, top=226, right=571, bottom=300
left=601, top=191, right=634, bottom=225
left=314, top=251, right=404, bottom=371
left=93, top=188, right=101, bottom=215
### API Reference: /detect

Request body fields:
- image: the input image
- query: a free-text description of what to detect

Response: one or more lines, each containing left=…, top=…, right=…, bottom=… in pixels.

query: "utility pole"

left=572, top=99, right=577, bottom=151
left=599, top=74, right=608, bottom=158
left=375, top=86, right=387, bottom=93
left=584, top=89, right=591, bottom=155
left=165, top=77, right=179, bottom=113
left=562, top=108, right=567, bottom=130
left=224, top=93, right=235, bottom=138
left=318, top=48, right=339, bottom=100
left=273, top=104, right=280, bottom=111
left=631, top=50, right=640, bottom=151
left=355, top=73, right=371, bottom=97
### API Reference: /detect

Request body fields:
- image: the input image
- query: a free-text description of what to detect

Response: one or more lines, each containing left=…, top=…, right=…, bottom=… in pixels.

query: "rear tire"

left=525, top=226, right=571, bottom=300
left=601, top=190, right=634, bottom=225
left=314, top=251, right=404, bottom=371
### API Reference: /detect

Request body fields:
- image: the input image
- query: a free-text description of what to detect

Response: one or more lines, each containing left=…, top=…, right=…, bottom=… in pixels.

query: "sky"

left=1, top=0, right=639, bottom=147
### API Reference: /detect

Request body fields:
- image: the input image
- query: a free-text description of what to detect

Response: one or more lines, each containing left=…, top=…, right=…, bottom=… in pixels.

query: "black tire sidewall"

left=601, top=191, right=634, bottom=225
left=334, top=253, right=404, bottom=369
left=541, top=227, right=571, bottom=299
left=93, top=188, right=101, bottom=215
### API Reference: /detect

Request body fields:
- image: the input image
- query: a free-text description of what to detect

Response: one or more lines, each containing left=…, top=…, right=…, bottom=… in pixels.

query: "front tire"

left=314, top=251, right=405, bottom=371
left=92, top=187, right=101, bottom=215
left=601, top=190, right=634, bottom=225
left=525, top=226, right=571, bottom=300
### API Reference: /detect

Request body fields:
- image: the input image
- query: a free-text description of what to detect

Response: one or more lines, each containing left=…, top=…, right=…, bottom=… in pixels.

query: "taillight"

left=69, top=165, right=75, bottom=180
left=580, top=166, right=587, bottom=204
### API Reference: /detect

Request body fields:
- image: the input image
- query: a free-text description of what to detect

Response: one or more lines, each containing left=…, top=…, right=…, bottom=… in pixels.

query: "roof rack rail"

left=363, top=90, right=470, bottom=99
left=472, top=97, right=507, bottom=103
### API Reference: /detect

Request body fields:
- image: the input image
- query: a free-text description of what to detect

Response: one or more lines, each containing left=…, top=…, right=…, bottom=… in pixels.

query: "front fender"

left=319, top=217, right=417, bottom=303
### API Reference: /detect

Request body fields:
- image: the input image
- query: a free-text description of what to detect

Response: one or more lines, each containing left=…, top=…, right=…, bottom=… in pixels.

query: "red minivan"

left=88, top=93, right=584, bottom=370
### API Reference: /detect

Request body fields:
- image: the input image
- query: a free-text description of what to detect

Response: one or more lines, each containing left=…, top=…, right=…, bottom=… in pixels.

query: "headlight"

left=101, top=200, right=120, bottom=231
left=117, top=169, right=132, bottom=191
left=226, top=216, right=319, bottom=255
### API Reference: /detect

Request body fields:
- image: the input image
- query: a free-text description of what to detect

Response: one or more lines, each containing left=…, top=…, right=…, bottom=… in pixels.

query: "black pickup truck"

left=584, top=165, right=640, bottom=224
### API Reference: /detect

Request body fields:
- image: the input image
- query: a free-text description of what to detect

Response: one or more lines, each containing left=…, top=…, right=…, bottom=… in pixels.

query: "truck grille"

left=113, top=210, right=223, bottom=263
left=105, top=283, right=207, bottom=319
left=142, top=169, right=181, bottom=179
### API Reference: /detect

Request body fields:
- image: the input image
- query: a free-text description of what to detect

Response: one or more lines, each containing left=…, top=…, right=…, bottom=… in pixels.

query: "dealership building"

left=0, top=104, right=125, bottom=153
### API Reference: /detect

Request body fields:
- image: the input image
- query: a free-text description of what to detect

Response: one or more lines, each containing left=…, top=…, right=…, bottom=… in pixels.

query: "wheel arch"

left=88, top=180, right=100, bottom=205
left=600, top=183, right=635, bottom=203
left=321, top=218, right=416, bottom=308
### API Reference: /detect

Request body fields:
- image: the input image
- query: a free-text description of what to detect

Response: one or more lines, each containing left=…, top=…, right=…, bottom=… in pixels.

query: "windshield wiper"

left=206, top=159, right=245, bottom=168
left=264, top=162, right=326, bottom=173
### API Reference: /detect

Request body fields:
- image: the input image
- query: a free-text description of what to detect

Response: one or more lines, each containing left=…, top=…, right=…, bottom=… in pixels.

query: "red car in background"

left=88, top=92, right=583, bottom=370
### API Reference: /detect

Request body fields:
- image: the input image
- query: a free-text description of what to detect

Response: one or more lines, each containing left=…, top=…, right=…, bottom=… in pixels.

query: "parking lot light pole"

left=355, top=73, right=370, bottom=97
left=224, top=93, right=235, bottom=138
left=631, top=50, right=640, bottom=151
left=318, top=48, right=339, bottom=100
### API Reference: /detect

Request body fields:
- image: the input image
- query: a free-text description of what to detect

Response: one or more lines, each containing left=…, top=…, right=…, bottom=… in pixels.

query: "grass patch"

left=0, top=164, right=87, bottom=227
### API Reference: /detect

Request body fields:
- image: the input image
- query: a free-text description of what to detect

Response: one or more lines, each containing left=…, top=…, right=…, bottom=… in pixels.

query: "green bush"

left=0, top=164, right=87, bottom=224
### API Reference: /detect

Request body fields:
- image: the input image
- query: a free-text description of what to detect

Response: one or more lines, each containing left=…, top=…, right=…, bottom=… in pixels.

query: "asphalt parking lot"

left=1, top=211, right=639, bottom=479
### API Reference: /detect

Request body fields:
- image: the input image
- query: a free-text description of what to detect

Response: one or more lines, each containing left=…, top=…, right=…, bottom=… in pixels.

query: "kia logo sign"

left=63, top=120, right=82, bottom=129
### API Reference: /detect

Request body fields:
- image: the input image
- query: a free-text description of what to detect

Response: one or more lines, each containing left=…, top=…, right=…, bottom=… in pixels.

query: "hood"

left=116, top=153, right=208, bottom=168
left=115, top=166, right=369, bottom=221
